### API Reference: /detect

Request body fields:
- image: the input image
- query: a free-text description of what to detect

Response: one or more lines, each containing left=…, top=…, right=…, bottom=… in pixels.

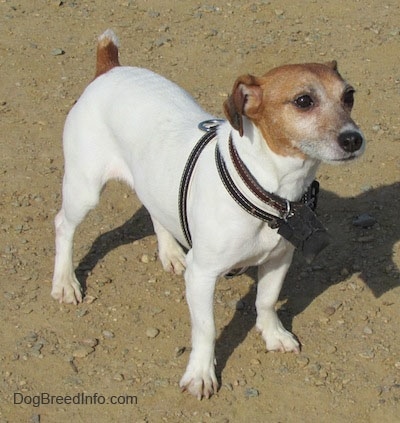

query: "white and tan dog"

left=52, top=30, right=365, bottom=399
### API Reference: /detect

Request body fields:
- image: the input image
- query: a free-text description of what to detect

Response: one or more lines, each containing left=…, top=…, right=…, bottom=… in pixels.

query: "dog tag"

left=278, top=205, right=330, bottom=263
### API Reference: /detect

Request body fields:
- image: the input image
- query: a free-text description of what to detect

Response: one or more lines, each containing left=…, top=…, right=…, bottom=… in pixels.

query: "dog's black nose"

left=338, top=131, right=363, bottom=153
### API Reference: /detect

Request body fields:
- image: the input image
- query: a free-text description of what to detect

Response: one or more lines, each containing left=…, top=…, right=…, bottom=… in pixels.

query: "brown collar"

left=228, top=134, right=318, bottom=219
left=179, top=122, right=328, bottom=262
left=215, top=132, right=329, bottom=262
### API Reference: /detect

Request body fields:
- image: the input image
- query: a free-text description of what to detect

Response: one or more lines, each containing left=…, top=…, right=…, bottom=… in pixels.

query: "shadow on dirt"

left=216, top=182, right=399, bottom=377
left=75, top=206, right=154, bottom=293
left=75, top=182, right=399, bottom=379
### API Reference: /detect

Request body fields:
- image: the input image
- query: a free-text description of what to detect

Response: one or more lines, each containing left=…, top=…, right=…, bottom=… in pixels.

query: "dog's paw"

left=257, top=318, right=300, bottom=353
left=180, top=366, right=218, bottom=400
left=264, top=327, right=300, bottom=353
left=51, top=276, right=82, bottom=305
left=159, top=243, right=186, bottom=275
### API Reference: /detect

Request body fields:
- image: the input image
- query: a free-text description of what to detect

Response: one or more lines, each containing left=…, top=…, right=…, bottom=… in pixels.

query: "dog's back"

left=62, top=30, right=214, bottom=246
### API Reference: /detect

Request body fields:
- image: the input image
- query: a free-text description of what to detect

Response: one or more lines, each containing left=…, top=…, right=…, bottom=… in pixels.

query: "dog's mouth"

left=325, top=150, right=365, bottom=164
left=331, top=154, right=359, bottom=162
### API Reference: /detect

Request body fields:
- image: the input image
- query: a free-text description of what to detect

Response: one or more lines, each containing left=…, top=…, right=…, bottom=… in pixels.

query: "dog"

left=51, top=29, right=365, bottom=399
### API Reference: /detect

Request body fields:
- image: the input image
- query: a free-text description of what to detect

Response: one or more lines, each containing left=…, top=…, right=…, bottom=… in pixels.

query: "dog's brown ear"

left=223, top=74, right=263, bottom=137
left=325, top=60, right=338, bottom=72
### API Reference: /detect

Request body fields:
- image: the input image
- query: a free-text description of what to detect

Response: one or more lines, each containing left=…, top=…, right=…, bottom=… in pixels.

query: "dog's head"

left=224, top=61, right=365, bottom=163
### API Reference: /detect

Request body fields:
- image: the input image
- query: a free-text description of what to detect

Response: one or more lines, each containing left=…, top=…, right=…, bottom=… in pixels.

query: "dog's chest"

left=253, top=224, right=292, bottom=262
left=223, top=220, right=293, bottom=270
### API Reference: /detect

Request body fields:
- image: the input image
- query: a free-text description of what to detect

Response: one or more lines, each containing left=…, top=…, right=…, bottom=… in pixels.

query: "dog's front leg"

left=256, top=247, right=300, bottom=353
left=179, top=251, right=218, bottom=399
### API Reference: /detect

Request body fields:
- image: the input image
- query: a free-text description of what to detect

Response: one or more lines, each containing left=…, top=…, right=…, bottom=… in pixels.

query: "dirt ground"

left=1, top=0, right=399, bottom=421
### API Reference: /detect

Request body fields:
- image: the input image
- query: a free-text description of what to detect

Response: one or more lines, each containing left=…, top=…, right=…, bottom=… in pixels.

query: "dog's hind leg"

left=151, top=217, right=186, bottom=275
left=51, top=170, right=104, bottom=304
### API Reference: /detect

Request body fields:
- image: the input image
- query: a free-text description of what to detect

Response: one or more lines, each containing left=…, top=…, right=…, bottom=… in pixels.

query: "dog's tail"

left=95, top=29, right=120, bottom=78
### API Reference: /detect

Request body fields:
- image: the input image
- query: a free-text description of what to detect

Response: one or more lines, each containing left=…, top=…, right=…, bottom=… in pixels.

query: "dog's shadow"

left=75, top=206, right=154, bottom=289
left=215, top=181, right=399, bottom=377
left=75, top=182, right=399, bottom=380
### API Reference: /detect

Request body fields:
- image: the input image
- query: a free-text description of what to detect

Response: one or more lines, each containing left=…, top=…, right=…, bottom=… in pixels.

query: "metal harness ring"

left=198, top=119, right=225, bottom=132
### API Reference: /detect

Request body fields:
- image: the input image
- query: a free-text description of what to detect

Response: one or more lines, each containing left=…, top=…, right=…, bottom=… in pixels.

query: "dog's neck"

left=218, top=121, right=320, bottom=203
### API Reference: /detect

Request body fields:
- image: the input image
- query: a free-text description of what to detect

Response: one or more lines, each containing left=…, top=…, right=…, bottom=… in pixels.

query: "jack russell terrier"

left=51, top=29, right=365, bottom=399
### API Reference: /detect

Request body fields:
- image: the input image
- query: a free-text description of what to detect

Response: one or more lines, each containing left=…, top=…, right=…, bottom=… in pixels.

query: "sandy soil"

left=1, top=0, right=399, bottom=422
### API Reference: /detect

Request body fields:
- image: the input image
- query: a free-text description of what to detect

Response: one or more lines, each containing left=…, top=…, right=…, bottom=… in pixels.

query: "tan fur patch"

left=242, top=63, right=351, bottom=158
left=95, top=36, right=120, bottom=78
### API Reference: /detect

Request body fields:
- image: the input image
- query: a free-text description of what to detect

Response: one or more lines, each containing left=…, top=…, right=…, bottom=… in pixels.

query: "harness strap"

left=178, top=128, right=218, bottom=247
left=179, top=122, right=323, bottom=261
left=215, top=144, right=283, bottom=227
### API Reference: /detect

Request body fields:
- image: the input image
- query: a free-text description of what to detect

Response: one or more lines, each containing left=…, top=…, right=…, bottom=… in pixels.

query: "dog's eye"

left=294, top=95, right=314, bottom=110
left=343, top=89, right=355, bottom=109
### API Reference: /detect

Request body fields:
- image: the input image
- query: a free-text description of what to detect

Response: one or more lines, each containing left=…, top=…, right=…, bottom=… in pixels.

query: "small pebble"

left=31, top=342, right=44, bottom=357
left=154, top=37, right=171, bottom=47
left=25, top=332, right=38, bottom=343
left=324, top=306, right=336, bottom=316
left=76, top=308, right=88, bottom=318
left=309, top=363, right=321, bottom=374
left=175, top=346, right=186, bottom=357
left=357, top=235, right=375, bottom=243
left=30, top=415, right=40, bottom=423
left=150, top=307, right=163, bottom=316
left=80, top=338, right=98, bottom=348
left=233, top=379, right=247, bottom=387
left=244, top=387, right=259, bottom=398
left=146, top=328, right=160, bottom=338
left=248, top=369, right=256, bottom=377
left=102, top=330, right=115, bottom=339
left=154, top=378, right=169, bottom=387
left=83, top=295, right=97, bottom=304
left=97, top=278, right=112, bottom=287
left=51, top=48, right=65, bottom=56
left=340, top=267, right=350, bottom=277
left=72, top=346, right=94, bottom=358
left=223, top=383, right=233, bottom=391
left=360, top=185, right=373, bottom=193
left=326, top=345, right=337, bottom=354
left=363, top=326, right=373, bottom=335
left=141, top=254, right=150, bottom=263
left=359, top=349, right=375, bottom=359
left=353, top=213, right=377, bottom=228
left=296, top=356, right=310, bottom=367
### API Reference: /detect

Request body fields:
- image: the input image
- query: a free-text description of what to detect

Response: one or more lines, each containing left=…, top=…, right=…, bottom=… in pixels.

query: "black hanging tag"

left=277, top=205, right=330, bottom=263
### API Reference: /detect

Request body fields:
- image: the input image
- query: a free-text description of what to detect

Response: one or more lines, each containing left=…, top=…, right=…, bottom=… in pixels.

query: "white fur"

left=52, top=61, right=364, bottom=399
left=98, top=28, right=119, bottom=47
